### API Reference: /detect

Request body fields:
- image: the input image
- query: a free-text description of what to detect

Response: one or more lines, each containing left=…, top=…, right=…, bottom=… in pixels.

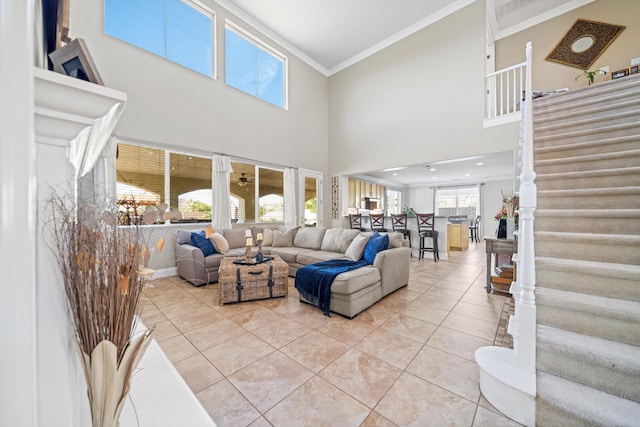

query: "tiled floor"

left=141, top=241, right=522, bottom=426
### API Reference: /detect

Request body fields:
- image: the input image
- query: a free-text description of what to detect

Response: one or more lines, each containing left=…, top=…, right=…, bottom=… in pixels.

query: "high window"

left=225, top=21, right=287, bottom=109
left=104, top=0, right=215, bottom=77
left=436, top=186, right=478, bottom=218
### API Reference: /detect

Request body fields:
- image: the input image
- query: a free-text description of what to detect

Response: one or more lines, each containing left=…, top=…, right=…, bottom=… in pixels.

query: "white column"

left=0, top=1, right=38, bottom=426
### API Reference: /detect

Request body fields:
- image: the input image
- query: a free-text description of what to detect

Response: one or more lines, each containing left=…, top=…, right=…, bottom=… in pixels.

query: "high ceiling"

left=219, top=0, right=589, bottom=75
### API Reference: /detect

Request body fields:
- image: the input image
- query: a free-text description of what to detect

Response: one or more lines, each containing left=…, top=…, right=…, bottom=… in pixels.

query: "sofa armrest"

left=373, top=246, right=411, bottom=297
left=174, top=244, right=208, bottom=286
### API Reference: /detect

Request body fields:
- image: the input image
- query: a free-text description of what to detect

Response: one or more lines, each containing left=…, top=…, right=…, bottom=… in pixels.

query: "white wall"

left=69, top=0, right=331, bottom=219
left=328, top=0, right=520, bottom=178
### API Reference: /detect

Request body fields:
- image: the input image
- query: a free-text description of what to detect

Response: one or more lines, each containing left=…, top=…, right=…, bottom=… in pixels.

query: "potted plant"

left=575, top=69, right=607, bottom=86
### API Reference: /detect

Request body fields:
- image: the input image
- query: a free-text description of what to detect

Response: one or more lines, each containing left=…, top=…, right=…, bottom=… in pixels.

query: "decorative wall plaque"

left=331, top=176, right=340, bottom=219
left=546, top=19, right=624, bottom=70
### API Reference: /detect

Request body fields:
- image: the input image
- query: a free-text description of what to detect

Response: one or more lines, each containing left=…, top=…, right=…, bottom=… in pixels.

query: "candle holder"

left=256, top=239, right=264, bottom=262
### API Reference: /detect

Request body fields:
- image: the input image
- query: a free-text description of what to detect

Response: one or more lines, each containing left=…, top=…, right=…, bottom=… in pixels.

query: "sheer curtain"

left=212, top=154, right=232, bottom=231
left=283, top=168, right=297, bottom=226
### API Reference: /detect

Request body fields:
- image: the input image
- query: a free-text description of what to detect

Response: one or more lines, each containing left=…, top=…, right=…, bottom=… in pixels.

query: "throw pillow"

left=191, top=231, right=216, bottom=257
left=345, top=233, right=370, bottom=261
left=272, top=229, right=295, bottom=247
left=363, top=232, right=389, bottom=264
left=175, top=229, right=192, bottom=245
left=209, top=232, right=229, bottom=254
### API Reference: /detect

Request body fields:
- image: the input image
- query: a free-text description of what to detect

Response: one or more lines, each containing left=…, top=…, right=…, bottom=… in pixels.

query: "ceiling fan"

left=238, top=173, right=254, bottom=187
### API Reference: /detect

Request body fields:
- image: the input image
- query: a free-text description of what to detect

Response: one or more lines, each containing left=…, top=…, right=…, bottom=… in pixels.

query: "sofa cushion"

left=273, top=229, right=296, bottom=247
left=268, top=246, right=313, bottom=264
left=191, top=232, right=216, bottom=257
left=320, top=228, right=359, bottom=253
left=363, top=232, right=389, bottom=264
left=331, top=266, right=381, bottom=295
left=345, top=233, right=370, bottom=261
left=209, top=232, right=229, bottom=254
left=222, top=229, right=247, bottom=249
left=176, top=229, right=194, bottom=245
left=293, top=227, right=327, bottom=249
left=295, top=250, right=347, bottom=266
left=203, top=253, right=224, bottom=268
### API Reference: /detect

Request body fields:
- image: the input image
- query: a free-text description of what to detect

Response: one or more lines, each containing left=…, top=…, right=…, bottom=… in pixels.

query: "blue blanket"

left=295, top=259, right=369, bottom=316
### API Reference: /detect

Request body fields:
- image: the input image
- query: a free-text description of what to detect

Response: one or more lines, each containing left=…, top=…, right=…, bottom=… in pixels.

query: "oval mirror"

left=571, top=36, right=594, bottom=53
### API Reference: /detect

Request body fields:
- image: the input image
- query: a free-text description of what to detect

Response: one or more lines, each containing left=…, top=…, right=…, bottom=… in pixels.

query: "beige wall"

left=70, top=0, right=330, bottom=215
left=328, top=0, right=520, bottom=178
left=496, top=0, right=640, bottom=91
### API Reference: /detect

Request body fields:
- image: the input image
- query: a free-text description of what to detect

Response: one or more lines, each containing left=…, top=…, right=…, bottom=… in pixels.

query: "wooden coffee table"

left=218, top=254, right=289, bottom=305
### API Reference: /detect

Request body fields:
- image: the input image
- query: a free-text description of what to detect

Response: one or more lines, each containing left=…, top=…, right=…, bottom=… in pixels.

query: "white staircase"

left=532, top=73, right=640, bottom=426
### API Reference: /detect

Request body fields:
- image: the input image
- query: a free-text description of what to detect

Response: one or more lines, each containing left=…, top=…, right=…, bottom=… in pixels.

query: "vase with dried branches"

left=48, top=191, right=155, bottom=427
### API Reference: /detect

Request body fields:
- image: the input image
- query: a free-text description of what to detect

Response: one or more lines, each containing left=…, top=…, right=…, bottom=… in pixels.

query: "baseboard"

left=151, top=267, right=177, bottom=279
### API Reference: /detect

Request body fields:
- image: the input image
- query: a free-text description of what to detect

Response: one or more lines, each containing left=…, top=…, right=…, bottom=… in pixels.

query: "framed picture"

left=49, top=38, right=103, bottom=85
left=546, top=19, right=625, bottom=70
left=630, top=65, right=639, bottom=75
left=611, top=68, right=630, bottom=80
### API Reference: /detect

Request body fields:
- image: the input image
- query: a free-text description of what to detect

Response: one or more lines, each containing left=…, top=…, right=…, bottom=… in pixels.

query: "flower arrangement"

left=496, top=190, right=519, bottom=224
left=48, top=190, right=161, bottom=427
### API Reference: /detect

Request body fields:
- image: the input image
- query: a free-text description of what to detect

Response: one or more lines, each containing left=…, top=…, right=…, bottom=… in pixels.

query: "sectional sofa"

left=174, top=226, right=411, bottom=317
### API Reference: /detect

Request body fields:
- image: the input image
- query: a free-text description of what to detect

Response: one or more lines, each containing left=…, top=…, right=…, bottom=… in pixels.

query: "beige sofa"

left=174, top=226, right=410, bottom=317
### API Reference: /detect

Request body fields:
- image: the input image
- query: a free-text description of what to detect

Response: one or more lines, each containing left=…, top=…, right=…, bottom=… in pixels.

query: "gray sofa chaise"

left=174, top=226, right=411, bottom=317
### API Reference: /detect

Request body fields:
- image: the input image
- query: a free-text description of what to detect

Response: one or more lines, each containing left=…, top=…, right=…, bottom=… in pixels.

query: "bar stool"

left=469, top=215, right=481, bottom=243
left=391, top=213, right=411, bottom=249
left=349, top=214, right=367, bottom=231
left=369, top=213, right=387, bottom=232
left=416, top=213, right=439, bottom=262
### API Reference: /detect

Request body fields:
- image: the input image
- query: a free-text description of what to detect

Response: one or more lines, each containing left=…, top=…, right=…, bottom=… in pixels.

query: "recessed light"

left=187, top=156, right=193, bottom=160
left=392, top=173, right=398, bottom=176
left=429, top=168, right=436, bottom=172
left=476, top=162, right=484, bottom=166
left=171, top=166, right=176, bottom=170
left=465, top=173, right=470, bottom=177
left=383, top=167, right=404, bottom=172
left=432, top=177, right=437, bottom=180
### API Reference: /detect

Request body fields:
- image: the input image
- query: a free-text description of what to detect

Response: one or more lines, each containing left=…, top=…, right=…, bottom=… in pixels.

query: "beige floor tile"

left=156, top=334, right=199, bottom=364
left=282, top=304, right=329, bottom=329
left=380, top=314, right=438, bottom=343
left=424, top=286, right=466, bottom=301
left=202, top=332, right=275, bottom=376
left=251, top=317, right=312, bottom=348
left=427, top=326, right=493, bottom=362
left=406, top=345, right=480, bottom=402
left=173, top=353, right=223, bottom=393
left=265, top=376, right=370, bottom=427
left=361, top=411, right=398, bottom=427
left=317, top=316, right=375, bottom=346
left=350, top=304, right=396, bottom=328
left=228, top=351, right=313, bottom=413
left=248, top=416, right=273, bottom=427
left=355, top=329, right=423, bottom=369
left=319, top=348, right=401, bottom=408
left=376, top=372, right=476, bottom=427
left=441, top=312, right=498, bottom=341
left=196, top=379, right=261, bottom=427
left=148, top=287, right=198, bottom=309
left=171, top=308, right=226, bottom=334
left=412, top=294, right=459, bottom=311
left=399, top=303, right=449, bottom=325
left=472, top=406, right=524, bottom=426
left=229, top=306, right=285, bottom=331
left=435, top=279, right=473, bottom=292
left=160, top=299, right=211, bottom=320
left=184, top=319, right=245, bottom=352
left=460, top=291, right=510, bottom=310
left=150, top=319, right=182, bottom=341
left=453, top=301, right=503, bottom=323
left=280, top=330, right=350, bottom=373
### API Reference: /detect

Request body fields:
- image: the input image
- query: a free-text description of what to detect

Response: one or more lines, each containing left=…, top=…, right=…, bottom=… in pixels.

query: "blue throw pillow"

left=191, top=231, right=216, bottom=257
left=363, top=232, right=389, bottom=264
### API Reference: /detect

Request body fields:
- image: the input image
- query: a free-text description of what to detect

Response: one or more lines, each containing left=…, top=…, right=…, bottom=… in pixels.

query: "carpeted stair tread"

left=534, top=121, right=640, bottom=145
left=537, top=371, right=640, bottom=427
left=536, top=149, right=640, bottom=166
left=537, top=325, right=640, bottom=376
left=534, top=134, right=640, bottom=155
left=536, top=208, right=640, bottom=218
left=536, top=287, right=640, bottom=324
left=536, top=166, right=640, bottom=181
left=535, top=231, right=640, bottom=246
left=534, top=95, right=640, bottom=123
left=538, top=186, right=640, bottom=198
left=535, top=109, right=640, bottom=134
left=535, top=256, right=640, bottom=280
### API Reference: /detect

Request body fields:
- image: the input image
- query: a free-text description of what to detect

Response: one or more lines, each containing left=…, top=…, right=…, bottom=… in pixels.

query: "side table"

left=484, top=237, right=517, bottom=293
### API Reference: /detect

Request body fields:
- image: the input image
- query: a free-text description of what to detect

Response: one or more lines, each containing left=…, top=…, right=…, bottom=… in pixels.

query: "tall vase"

left=506, top=217, right=516, bottom=239
left=80, top=329, right=153, bottom=427
left=497, top=219, right=507, bottom=239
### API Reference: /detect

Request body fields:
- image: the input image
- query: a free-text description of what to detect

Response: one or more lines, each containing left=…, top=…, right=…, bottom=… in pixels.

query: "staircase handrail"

left=485, top=60, right=527, bottom=120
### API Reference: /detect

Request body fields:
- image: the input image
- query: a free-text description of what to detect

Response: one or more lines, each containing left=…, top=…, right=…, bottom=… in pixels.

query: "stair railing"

left=485, top=60, right=526, bottom=121
left=512, top=40, right=537, bottom=381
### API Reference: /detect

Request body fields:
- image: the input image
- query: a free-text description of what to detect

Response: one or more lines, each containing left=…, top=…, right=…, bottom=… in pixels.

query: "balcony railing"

left=485, top=61, right=526, bottom=125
